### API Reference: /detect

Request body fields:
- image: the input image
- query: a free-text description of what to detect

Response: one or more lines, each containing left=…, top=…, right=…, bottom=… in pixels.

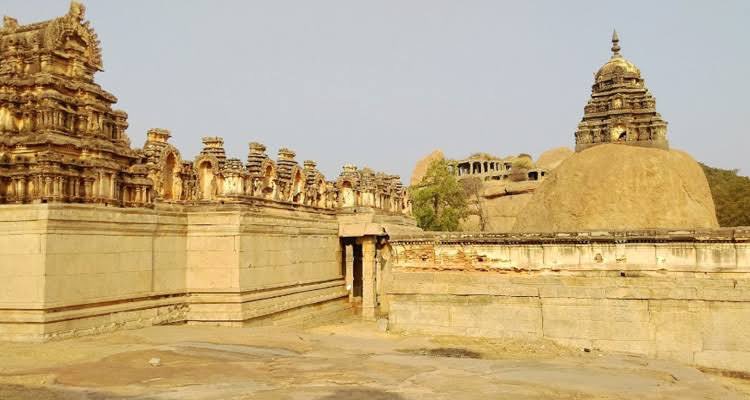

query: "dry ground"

left=0, top=319, right=747, bottom=399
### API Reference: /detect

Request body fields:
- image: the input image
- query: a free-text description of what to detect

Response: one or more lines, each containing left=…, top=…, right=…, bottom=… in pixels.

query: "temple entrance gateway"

left=342, top=235, right=387, bottom=320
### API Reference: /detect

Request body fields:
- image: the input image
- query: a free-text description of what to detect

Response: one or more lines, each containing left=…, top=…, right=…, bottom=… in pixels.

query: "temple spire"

left=611, top=29, right=621, bottom=57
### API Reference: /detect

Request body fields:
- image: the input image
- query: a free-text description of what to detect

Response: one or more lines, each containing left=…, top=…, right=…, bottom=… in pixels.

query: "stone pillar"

left=376, top=241, right=392, bottom=314
left=30, top=176, right=39, bottom=200
left=97, top=172, right=103, bottom=199
left=344, top=244, right=354, bottom=303
left=44, top=176, right=52, bottom=198
left=53, top=176, right=61, bottom=198
left=73, top=179, right=80, bottom=199
left=83, top=178, right=94, bottom=201
left=7, top=178, right=17, bottom=202
left=110, top=174, right=115, bottom=199
left=361, top=236, right=377, bottom=321
left=17, top=177, right=26, bottom=202
left=375, top=244, right=383, bottom=308
left=114, top=182, right=121, bottom=203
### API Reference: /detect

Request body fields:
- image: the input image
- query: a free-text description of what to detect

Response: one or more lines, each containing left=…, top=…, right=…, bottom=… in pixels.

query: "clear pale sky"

left=5, top=0, right=749, bottom=180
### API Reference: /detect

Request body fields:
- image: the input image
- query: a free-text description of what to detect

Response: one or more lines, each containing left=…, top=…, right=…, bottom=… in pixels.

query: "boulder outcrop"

left=410, top=150, right=445, bottom=186
left=536, top=147, right=574, bottom=171
left=513, top=144, right=719, bottom=232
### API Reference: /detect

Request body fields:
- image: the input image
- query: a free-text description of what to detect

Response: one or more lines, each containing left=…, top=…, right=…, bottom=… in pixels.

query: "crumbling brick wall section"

left=386, top=229, right=750, bottom=375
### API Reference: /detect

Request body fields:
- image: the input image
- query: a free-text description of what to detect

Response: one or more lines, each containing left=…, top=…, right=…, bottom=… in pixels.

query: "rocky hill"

left=513, top=144, right=718, bottom=232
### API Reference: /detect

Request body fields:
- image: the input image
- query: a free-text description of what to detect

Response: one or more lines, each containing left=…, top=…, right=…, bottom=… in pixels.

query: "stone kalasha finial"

left=201, top=136, right=224, bottom=148
left=303, top=160, right=317, bottom=170
left=278, top=148, right=296, bottom=160
left=3, top=16, right=19, bottom=30
left=69, top=1, right=86, bottom=21
left=611, top=29, right=621, bottom=57
left=249, top=142, right=266, bottom=154
left=146, top=128, right=171, bottom=143
left=342, top=164, right=357, bottom=173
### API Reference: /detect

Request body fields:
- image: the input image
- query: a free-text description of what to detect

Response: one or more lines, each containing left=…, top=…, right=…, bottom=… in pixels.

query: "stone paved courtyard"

left=0, top=319, right=747, bottom=400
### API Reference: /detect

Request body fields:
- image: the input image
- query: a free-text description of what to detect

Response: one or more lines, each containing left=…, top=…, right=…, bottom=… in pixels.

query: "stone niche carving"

left=0, top=2, right=411, bottom=217
left=334, top=164, right=412, bottom=214
left=574, top=31, right=669, bottom=152
left=141, top=133, right=411, bottom=215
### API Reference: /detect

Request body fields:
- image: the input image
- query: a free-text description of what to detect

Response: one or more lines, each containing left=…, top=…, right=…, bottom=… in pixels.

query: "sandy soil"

left=0, top=319, right=747, bottom=399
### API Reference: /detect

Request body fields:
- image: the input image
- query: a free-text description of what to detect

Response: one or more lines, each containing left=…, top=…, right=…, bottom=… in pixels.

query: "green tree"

left=701, top=163, right=750, bottom=227
left=411, top=159, right=468, bottom=231
left=460, top=177, right=486, bottom=231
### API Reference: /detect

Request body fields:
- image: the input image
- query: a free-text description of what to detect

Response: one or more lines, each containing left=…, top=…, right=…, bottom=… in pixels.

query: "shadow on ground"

left=317, top=388, right=405, bottom=400
left=0, top=384, right=157, bottom=400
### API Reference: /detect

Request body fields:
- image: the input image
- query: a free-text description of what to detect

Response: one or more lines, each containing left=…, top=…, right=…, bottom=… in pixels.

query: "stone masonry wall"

left=0, top=203, right=347, bottom=341
left=186, top=205, right=347, bottom=325
left=386, top=230, right=750, bottom=374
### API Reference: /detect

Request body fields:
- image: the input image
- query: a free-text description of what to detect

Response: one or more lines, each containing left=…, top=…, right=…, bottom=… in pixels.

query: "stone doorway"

left=352, top=243, right=363, bottom=299
left=342, top=237, right=378, bottom=318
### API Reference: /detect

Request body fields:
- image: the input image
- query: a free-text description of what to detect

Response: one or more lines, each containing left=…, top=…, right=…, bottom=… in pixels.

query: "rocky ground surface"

left=0, top=319, right=747, bottom=399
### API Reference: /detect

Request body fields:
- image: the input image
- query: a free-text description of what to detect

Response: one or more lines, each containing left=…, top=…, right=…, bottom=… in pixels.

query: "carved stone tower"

left=574, top=31, right=669, bottom=152
left=0, top=1, right=152, bottom=205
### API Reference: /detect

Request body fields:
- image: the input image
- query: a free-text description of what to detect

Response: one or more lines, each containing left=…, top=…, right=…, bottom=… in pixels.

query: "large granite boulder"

left=410, top=149, right=444, bottom=186
left=536, top=147, right=574, bottom=171
left=513, top=144, right=718, bottom=232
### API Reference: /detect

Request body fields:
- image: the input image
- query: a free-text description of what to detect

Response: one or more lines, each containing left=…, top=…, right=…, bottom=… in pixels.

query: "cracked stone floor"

left=0, top=318, right=748, bottom=399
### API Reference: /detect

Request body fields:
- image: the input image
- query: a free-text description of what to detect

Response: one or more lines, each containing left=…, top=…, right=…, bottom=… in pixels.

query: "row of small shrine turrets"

left=0, top=3, right=411, bottom=215
left=140, top=130, right=411, bottom=213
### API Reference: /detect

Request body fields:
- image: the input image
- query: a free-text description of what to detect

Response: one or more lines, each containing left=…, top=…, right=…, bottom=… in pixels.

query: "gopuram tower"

left=574, top=31, right=669, bottom=152
left=0, top=2, right=152, bottom=206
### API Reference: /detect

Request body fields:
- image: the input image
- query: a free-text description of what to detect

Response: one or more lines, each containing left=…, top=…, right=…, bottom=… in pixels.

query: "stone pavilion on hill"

left=574, top=31, right=669, bottom=152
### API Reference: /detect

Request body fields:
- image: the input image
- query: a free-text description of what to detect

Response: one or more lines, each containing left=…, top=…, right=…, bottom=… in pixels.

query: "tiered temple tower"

left=574, top=31, right=669, bottom=152
left=0, top=1, right=414, bottom=217
left=0, top=2, right=152, bottom=205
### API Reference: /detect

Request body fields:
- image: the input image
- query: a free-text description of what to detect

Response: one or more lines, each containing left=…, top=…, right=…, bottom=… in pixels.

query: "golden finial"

left=611, top=29, right=621, bottom=57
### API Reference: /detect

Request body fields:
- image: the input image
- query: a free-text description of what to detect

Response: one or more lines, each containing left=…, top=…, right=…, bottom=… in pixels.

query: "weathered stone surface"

left=513, top=144, right=719, bottom=232
left=0, top=203, right=349, bottom=341
left=409, top=149, right=444, bottom=186
left=446, top=151, right=551, bottom=232
left=0, top=323, right=744, bottom=399
left=386, top=234, right=750, bottom=374
left=476, top=182, right=536, bottom=232
left=535, top=147, right=574, bottom=171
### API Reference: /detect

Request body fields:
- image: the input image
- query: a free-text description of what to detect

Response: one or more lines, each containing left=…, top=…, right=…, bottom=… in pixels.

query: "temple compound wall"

left=0, top=175, right=416, bottom=341
left=0, top=202, right=347, bottom=341
left=0, top=3, right=417, bottom=341
left=384, top=230, right=750, bottom=375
